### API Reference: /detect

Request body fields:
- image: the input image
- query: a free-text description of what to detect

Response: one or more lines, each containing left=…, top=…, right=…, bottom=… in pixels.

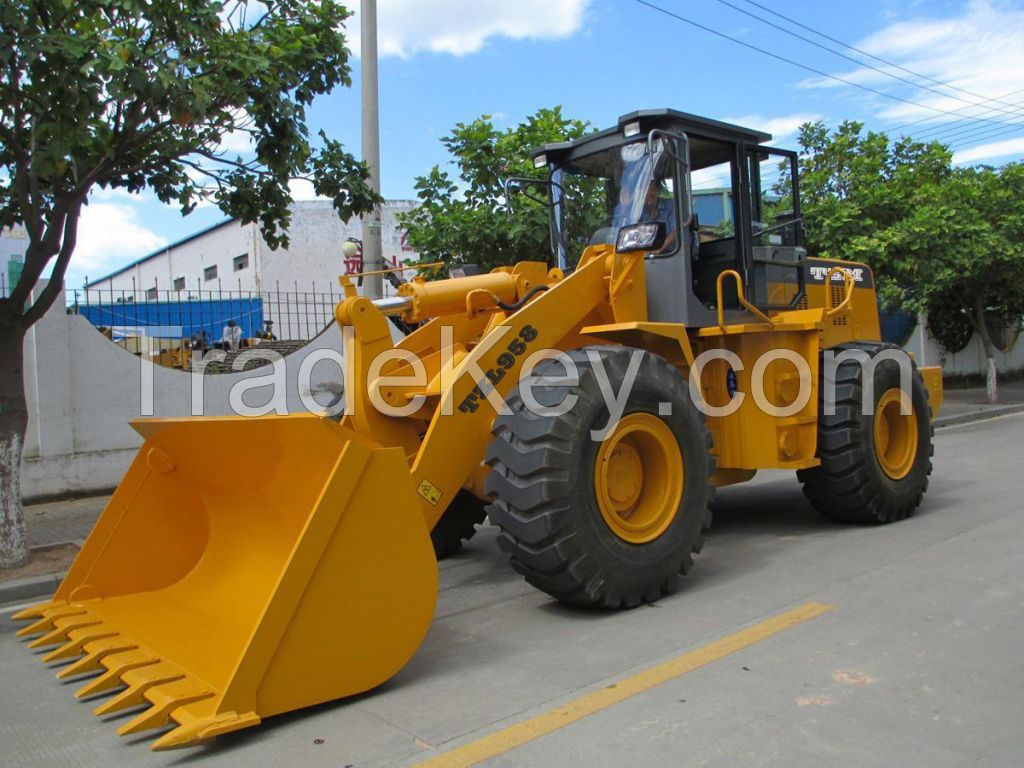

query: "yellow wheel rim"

left=873, top=387, right=918, bottom=480
left=594, top=413, right=684, bottom=544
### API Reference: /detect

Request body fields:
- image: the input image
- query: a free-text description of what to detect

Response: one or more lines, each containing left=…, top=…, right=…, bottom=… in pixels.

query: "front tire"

left=798, top=341, right=934, bottom=524
left=430, top=490, right=487, bottom=559
left=485, top=347, right=713, bottom=608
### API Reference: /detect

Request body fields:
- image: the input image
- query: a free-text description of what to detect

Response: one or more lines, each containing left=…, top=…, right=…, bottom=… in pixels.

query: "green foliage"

left=0, top=0, right=379, bottom=325
left=925, top=291, right=975, bottom=353
left=797, top=121, right=1024, bottom=355
left=398, top=107, right=591, bottom=272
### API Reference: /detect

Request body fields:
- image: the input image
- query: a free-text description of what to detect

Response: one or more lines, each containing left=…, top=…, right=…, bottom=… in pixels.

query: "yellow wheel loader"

left=14, top=110, right=943, bottom=749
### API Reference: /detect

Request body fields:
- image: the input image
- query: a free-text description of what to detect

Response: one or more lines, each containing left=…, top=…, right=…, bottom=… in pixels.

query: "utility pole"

left=360, top=0, right=384, bottom=299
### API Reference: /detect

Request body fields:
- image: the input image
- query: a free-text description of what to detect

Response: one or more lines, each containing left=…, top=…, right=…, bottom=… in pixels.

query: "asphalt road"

left=3, top=414, right=1023, bottom=767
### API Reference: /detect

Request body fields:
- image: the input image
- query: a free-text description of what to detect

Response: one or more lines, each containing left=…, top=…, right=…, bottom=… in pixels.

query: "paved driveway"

left=4, top=414, right=1023, bottom=767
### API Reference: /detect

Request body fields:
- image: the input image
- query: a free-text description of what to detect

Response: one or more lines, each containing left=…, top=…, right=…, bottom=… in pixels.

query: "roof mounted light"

left=623, top=121, right=641, bottom=138
left=533, top=154, right=547, bottom=169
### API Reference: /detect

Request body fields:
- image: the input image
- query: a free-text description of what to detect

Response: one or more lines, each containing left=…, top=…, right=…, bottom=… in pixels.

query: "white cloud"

left=73, top=202, right=167, bottom=276
left=799, top=0, right=1024, bottom=136
left=953, top=137, right=1024, bottom=164
left=721, top=113, right=822, bottom=143
left=691, top=166, right=731, bottom=189
left=345, top=0, right=591, bottom=58
left=216, top=108, right=255, bottom=156
left=288, top=178, right=326, bottom=201
left=218, top=126, right=254, bottom=155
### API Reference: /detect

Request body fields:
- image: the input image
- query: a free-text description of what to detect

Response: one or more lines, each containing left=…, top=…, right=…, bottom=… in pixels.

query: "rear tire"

left=798, top=341, right=934, bottom=524
left=430, top=490, right=487, bottom=559
left=485, top=347, right=713, bottom=608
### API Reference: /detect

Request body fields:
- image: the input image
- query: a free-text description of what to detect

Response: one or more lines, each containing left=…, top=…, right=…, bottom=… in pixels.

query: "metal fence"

left=65, top=283, right=345, bottom=343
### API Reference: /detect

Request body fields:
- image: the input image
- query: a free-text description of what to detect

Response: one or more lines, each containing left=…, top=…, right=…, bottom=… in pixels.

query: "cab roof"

left=529, top=109, right=773, bottom=162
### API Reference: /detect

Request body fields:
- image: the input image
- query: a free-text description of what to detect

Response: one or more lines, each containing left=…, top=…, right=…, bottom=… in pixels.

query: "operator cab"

left=528, top=109, right=805, bottom=328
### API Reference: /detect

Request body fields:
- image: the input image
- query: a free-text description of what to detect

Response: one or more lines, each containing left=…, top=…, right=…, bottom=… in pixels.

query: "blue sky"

left=72, top=0, right=1024, bottom=288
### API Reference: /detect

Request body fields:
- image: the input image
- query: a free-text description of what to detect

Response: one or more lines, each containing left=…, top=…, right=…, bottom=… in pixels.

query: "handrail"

left=715, top=269, right=774, bottom=331
left=825, top=267, right=856, bottom=317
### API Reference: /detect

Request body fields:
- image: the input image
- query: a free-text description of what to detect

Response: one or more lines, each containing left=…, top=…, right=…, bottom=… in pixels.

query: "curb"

left=934, top=402, right=1024, bottom=429
left=0, top=572, right=63, bottom=605
left=0, top=540, right=83, bottom=607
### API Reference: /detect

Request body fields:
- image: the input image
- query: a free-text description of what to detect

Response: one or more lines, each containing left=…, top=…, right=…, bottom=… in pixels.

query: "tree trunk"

left=973, top=296, right=998, bottom=405
left=0, top=319, right=29, bottom=568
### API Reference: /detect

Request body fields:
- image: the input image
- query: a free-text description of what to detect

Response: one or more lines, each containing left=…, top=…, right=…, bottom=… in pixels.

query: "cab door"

left=742, top=146, right=806, bottom=310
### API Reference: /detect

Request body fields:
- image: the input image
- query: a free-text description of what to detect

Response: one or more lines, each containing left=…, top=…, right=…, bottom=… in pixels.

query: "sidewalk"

left=936, top=378, right=1024, bottom=425
left=24, top=495, right=109, bottom=548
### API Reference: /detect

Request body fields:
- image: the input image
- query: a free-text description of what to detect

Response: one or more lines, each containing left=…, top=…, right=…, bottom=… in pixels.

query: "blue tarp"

left=879, top=307, right=917, bottom=346
left=77, top=298, right=263, bottom=340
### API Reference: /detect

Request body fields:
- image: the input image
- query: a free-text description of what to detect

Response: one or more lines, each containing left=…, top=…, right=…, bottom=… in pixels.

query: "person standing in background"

left=220, top=319, right=242, bottom=351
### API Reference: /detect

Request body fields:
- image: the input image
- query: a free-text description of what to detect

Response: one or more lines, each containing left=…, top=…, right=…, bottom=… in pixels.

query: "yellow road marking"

left=417, top=602, right=834, bottom=768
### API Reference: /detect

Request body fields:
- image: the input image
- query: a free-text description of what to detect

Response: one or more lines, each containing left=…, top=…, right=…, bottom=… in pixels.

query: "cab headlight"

left=616, top=222, right=666, bottom=253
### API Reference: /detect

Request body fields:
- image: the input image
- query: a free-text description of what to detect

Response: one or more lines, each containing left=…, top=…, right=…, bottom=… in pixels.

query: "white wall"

left=908, top=315, right=1024, bottom=378
left=21, top=281, right=365, bottom=500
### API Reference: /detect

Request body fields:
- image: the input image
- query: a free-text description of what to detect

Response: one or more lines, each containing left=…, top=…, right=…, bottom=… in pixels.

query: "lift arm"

left=335, top=247, right=644, bottom=530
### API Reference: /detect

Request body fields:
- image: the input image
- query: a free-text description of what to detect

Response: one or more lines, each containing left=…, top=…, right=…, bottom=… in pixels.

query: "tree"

left=797, top=120, right=953, bottom=265
left=796, top=121, right=1024, bottom=403
left=0, top=0, right=379, bottom=568
left=398, top=107, right=591, bottom=272
left=896, top=163, right=1024, bottom=402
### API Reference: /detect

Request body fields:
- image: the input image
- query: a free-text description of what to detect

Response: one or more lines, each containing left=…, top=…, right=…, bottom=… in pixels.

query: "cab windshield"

left=551, top=138, right=677, bottom=268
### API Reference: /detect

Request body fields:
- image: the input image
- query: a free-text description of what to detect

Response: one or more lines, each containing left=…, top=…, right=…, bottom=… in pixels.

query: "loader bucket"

left=13, top=414, right=438, bottom=750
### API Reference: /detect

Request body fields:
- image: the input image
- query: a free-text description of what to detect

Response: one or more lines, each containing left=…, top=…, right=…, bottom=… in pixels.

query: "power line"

left=945, top=123, right=1024, bottom=153
left=736, top=0, right=1024, bottom=115
left=914, top=101, right=1024, bottom=142
left=713, top=0, right=1024, bottom=125
left=636, top=1, right=1024, bottom=163
left=920, top=115, right=1024, bottom=145
left=732, top=1, right=1024, bottom=138
left=634, top=0, right=1024, bottom=128
left=890, top=89, right=1024, bottom=137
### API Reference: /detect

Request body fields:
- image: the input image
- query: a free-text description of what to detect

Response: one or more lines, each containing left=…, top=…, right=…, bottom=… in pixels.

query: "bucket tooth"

left=117, top=681, right=214, bottom=736
left=16, top=608, right=85, bottom=638
left=12, top=601, right=58, bottom=621
left=75, top=655, right=159, bottom=699
left=57, top=639, right=141, bottom=680
left=28, top=620, right=101, bottom=650
left=151, top=711, right=262, bottom=751
left=75, top=667, right=130, bottom=699
left=151, top=724, right=210, bottom=751
left=42, top=628, right=118, bottom=664
left=93, top=665, right=184, bottom=716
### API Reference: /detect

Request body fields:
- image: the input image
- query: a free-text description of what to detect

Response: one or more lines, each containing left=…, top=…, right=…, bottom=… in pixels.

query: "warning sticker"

left=417, top=479, right=443, bottom=506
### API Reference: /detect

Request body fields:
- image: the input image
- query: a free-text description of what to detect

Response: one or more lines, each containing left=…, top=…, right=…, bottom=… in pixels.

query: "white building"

left=1, top=225, right=28, bottom=295
left=82, top=200, right=421, bottom=339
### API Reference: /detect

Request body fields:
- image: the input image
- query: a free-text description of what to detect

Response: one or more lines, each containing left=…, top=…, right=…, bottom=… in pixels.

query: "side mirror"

left=616, top=221, right=666, bottom=253
left=503, top=176, right=552, bottom=214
